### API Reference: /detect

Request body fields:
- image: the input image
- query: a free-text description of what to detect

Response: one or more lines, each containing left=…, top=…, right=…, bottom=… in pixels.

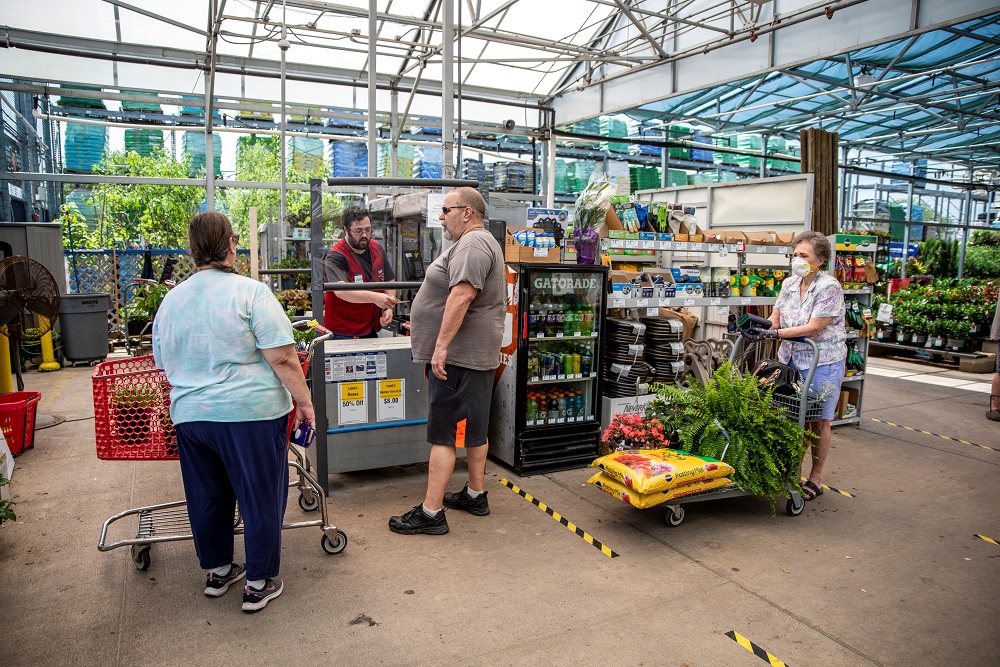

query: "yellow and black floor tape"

left=801, top=477, right=855, bottom=498
left=500, top=478, right=619, bottom=558
left=869, top=418, right=997, bottom=452
left=726, top=630, right=788, bottom=666
left=974, top=534, right=999, bottom=546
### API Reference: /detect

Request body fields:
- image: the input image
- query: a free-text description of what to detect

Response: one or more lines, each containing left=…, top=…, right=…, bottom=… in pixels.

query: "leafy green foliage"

left=90, top=149, right=205, bottom=248
left=0, top=471, right=15, bottom=524
left=963, top=245, right=1000, bottom=279
left=222, top=141, right=344, bottom=242
left=58, top=202, right=100, bottom=249
left=888, top=279, right=998, bottom=332
left=970, top=230, right=1000, bottom=247
left=647, top=361, right=809, bottom=514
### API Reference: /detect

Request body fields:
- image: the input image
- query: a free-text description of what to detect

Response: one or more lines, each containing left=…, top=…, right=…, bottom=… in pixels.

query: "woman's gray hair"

left=791, top=230, right=832, bottom=266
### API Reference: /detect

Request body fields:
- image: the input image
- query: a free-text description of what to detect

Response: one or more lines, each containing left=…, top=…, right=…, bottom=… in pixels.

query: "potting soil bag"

left=591, top=448, right=734, bottom=494
left=588, top=472, right=733, bottom=509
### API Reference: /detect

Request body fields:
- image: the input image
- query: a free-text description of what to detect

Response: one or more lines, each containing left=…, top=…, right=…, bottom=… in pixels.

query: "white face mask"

left=791, top=257, right=818, bottom=277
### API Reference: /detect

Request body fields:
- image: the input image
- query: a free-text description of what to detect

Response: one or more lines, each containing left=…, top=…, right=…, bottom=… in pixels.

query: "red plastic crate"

left=92, top=355, right=178, bottom=461
left=0, top=391, right=42, bottom=457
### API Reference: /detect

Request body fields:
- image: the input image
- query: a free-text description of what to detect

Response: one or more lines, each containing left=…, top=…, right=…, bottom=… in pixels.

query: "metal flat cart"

left=93, top=328, right=347, bottom=570
left=661, top=334, right=821, bottom=527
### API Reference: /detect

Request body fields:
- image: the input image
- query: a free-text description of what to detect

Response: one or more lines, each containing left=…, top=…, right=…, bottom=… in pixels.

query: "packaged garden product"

left=591, top=448, right=733, bottom=494
left=588, top=472, right=732, bottom=509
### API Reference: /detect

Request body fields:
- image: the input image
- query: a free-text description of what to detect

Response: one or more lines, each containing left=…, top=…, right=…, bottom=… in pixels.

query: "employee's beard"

left=347, top=235, right=369, bottom=251
left=442, top=226, right=453, bottom=241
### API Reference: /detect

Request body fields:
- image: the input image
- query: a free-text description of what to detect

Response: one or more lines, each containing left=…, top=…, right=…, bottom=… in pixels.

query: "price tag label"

left=557, top=374, right=566, bottom=380
left=533, top=247, right=549, bottom=257
left=338, top=382, right=367, bottom=424
left=876, top=303, right=893, bottom=322
left=719, top=246, right=728, bottom=258
left=755, top=246, right=768, bottom=253
left=557, top=418, right=565, bottom=424
left=691, top=243, right=704, bottom=251
left=611, top=298, right=625, bottom=308
left=717, top=306, right=730, bottom=315
left=556, top=332, right=564, bottom=338
left=674, top=242, right=689, bottom=251
left=530, top=376, right=539, bottom=383
left=683, top=298, right=695, bottom=306
left=377, top=379, right=405, bottom=422
left=636, top=298, right=649, bottom=307
left=641, top=240, right=655, bottom=249
left=646, top=308, right=658, bottom=316
left=710, top=298, right=721, bottom=305
left=741, top=297, right=752, bottom=305
left=536, top=332, right=544, bottom=338
left=573, top=331, right=581, bottom=337
left=625, top=239, right=639, bottom=249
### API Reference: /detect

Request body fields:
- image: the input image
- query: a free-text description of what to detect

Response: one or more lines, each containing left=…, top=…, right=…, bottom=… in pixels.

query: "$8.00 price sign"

left=377, top=379, right=405, bottom=422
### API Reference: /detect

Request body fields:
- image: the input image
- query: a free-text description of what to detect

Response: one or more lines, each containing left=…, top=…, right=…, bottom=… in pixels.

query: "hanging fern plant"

left=648, top=361, right=810, bottom=514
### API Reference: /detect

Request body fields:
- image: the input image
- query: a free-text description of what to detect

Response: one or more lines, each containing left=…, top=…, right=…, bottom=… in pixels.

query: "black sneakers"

left=388, top=505, right=450, bottom=535
left=242, top=577, right=283, bottom=613
left=443, top=484, right=490, bottom=516
left=203, top=563, right=246, bottom=597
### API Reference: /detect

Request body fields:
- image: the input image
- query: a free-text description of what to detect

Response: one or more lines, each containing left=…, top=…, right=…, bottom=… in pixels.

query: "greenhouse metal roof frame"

left=603, top=10, right=1000, bottom=172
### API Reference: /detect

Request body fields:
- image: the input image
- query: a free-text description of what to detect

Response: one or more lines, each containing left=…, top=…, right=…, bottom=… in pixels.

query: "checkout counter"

left=317, top=336, right=449, bottom=472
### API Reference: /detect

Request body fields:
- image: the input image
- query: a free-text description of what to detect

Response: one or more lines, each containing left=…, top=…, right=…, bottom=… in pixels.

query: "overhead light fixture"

left=854, top=65, right=876, bottom=87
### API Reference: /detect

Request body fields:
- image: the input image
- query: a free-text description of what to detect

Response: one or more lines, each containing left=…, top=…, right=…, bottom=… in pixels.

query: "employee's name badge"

left=353, top=274, right=364, bottom=283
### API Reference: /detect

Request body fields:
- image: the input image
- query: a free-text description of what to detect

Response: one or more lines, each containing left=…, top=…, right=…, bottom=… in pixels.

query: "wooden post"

left=249, top=207, right=259, bottom=281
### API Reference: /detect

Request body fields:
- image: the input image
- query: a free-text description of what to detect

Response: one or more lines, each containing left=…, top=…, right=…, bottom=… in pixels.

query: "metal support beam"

left=613, top=0, right=670, bottom=59
left=442, top=0, right=455, bottom=180
left=368, top=0, right=378, bottom=190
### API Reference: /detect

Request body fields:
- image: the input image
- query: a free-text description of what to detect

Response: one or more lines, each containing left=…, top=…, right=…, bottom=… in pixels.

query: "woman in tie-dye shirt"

left=768, top=231, right=846, bottom=501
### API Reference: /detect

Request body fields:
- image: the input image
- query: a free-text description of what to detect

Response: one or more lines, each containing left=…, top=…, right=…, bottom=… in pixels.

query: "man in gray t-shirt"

left=389, top=187, right=506, bottom=536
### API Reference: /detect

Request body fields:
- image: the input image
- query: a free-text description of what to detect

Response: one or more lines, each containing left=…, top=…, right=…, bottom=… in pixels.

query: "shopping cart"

left=658, top=333, right=818, bottom=527
left=94, top=327, right=345, bottom=571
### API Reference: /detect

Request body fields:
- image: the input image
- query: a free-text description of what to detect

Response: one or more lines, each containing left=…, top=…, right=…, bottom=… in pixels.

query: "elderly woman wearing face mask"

left=745, top=231, right=847, bottom=501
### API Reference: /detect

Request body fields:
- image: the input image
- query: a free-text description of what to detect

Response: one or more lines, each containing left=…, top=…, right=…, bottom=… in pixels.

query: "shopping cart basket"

left=94, top=330, right=345, bottom=570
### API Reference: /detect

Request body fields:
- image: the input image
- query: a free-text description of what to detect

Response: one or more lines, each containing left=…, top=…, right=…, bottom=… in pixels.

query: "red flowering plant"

left=601, top=413, right=668, bottom=452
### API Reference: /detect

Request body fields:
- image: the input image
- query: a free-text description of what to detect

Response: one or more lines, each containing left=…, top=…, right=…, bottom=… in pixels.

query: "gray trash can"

left=60, top=293, right=112, bottom=363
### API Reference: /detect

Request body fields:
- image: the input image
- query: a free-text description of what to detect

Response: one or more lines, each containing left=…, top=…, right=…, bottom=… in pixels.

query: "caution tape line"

left=499, top=478, right=619, bottom=558
left=801, top=477, right=855, bottom=498
left=974, top=533, right=999, bottom=546
left=869, top=418, right=997, bottom=452
left=725, top=630, right=788, bottom=667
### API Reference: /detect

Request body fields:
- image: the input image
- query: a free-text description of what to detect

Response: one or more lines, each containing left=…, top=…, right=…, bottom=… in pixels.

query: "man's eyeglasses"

left=441, top=205, right=469, bottom=215
left=349, top=226, right=373, bottom=236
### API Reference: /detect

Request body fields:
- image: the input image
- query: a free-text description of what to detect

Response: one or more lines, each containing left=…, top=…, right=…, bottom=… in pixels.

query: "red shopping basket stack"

left=0, top=391, right=42, bottom=457
left=92, top=355, right=178, bottom=461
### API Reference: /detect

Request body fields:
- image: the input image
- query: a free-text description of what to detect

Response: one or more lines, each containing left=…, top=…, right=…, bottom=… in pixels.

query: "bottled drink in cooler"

left=527, top=396, right=538, bottom=423
left=547, top=397, right=559, bottom=423
left=527, top=352, right=539, bottom=379
left=563, top=353, right=574, bottom=376
left=565, top=395, right=575, bottom=421
left=579, top=308, right=593, bottom=336
left=581, top=351, right=593, bottom=376
left=572, top=353, right=581, bottom=375
left=536, top=396, right=547, bottom=424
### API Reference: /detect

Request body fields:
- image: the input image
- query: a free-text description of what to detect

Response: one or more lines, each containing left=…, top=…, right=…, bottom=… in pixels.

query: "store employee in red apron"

left=323, top=206, right=397, bottom=340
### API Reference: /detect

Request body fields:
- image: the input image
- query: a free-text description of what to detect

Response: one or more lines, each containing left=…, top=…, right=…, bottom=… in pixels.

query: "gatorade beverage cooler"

left=489, top=264, right=608, bottom=474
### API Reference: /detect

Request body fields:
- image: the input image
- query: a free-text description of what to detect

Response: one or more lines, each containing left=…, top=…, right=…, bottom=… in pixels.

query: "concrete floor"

left=1, top=355, right=998, bottom=667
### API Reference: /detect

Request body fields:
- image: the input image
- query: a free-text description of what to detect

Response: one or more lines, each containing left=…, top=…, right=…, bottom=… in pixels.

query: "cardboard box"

left=744, top=231, right=773, bottom=246
left=609, top=270, right=642, bottom=296
left=656, top=233, right=673, bottom=242
left=701, top=226, right=725, bottom=243
left=722, top=230, right=746, bottom=244
left=504, top=227, right=560, bottom=263
left=772, top=231, right=796, bottom=245
left=836, top=387, right=860, bottom=419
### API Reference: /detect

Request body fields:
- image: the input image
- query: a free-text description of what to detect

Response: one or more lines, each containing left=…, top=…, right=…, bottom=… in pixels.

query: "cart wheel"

left=321, top=530, right=347, bottom=555
left=786, top=494, right=805, bottom=516
left=665, top=506, right=685, bottom=527
left=298, top=492, right=319, bottom=512
left=131, top=545, right=151, bottom=571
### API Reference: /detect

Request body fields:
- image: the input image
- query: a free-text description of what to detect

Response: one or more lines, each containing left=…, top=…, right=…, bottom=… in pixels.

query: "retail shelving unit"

left=827, top=233, right=878, bottom=426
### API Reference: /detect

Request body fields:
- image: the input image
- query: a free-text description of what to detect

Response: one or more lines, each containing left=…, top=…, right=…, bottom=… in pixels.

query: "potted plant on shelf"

left=275, top=257, right=311, bottom=290
left=909, top=315, right=929, bottom=346
left=277, top=289, right=311, bottom=315
left=945, top=320, right=968, bottom=351
left=892, top=310, right=911, bottom=344
left=599, top=413, right=668, bottom=456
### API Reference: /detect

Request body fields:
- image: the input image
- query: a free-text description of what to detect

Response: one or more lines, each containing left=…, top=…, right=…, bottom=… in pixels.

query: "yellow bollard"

left=38, top=316, right=61, bottom=372
left=0, top=331, right=12, bottom=393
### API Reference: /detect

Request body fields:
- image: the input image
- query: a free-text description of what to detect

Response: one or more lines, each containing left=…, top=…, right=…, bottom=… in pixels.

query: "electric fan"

left=0, top=257, right=61, bottom=390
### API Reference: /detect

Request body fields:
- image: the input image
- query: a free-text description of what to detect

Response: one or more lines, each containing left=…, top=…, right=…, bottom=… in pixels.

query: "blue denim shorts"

left=791, top=359, right=845, bottom=422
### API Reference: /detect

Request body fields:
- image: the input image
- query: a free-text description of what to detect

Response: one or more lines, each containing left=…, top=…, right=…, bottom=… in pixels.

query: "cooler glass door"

left=522, top=267, right=603, bottom=430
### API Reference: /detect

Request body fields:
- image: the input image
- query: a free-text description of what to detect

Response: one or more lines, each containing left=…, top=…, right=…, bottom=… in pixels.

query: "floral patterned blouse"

left=774, top=272, right=847, bottom=368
